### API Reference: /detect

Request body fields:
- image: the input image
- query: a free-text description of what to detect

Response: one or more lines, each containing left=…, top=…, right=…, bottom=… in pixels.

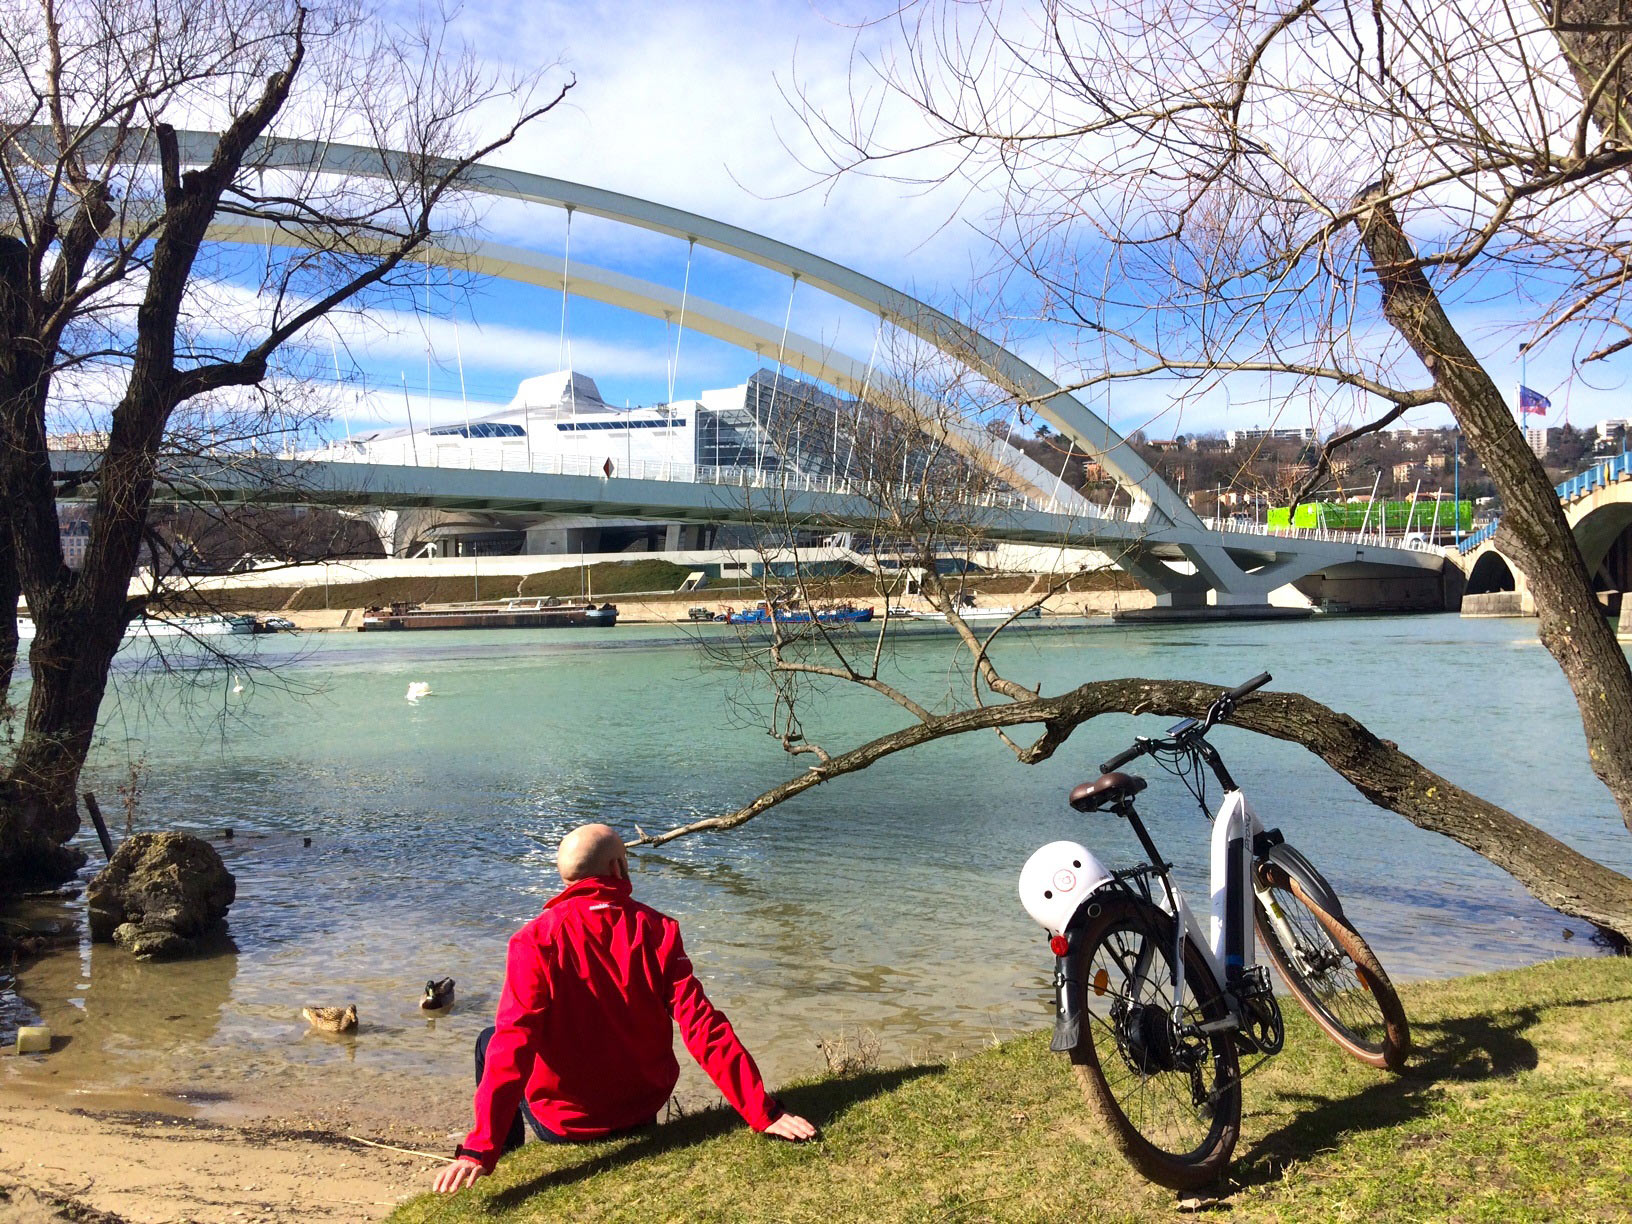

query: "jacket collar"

left=546, top=874, right=633, bottom=910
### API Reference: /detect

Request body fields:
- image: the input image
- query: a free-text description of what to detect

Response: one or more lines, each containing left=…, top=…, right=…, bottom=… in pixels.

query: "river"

left=3, top=614, right=1625, bottom=1134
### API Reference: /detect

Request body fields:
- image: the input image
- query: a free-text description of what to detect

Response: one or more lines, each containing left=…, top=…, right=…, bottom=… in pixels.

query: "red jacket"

left=460, top=875, right=780, bottom=1169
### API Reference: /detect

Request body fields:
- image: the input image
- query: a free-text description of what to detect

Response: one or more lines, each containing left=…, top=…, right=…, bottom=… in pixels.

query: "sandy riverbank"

left=263, top=587, right=1160, bottom=632
left=0, top=1085, right=447, bottom=1223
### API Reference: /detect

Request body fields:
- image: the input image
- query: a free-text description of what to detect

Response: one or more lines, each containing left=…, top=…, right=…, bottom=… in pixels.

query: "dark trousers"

left=474, top=1025, right=568, bottom=1151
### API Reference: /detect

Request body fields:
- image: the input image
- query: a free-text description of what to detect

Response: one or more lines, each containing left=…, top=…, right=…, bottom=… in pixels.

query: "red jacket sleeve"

left=462, top=930, right=551, bottom=1171
left=664, top=926, right=781, bottom=1131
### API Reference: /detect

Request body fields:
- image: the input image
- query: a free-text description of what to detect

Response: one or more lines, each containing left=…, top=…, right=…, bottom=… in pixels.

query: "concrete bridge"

left=54, top=446, right=1449, bottom=613
left=1459, top=451, right=1632, bottom=629
left=44, top=125, right=1451, bottom=615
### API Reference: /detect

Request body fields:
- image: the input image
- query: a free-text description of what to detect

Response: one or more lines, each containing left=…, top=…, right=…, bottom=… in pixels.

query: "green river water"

left=2, top=614, right=1625, bottom=1135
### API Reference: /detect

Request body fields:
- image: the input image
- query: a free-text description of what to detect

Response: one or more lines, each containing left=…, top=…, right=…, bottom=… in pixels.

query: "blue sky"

left=252, top=0, right=1628, bottom=444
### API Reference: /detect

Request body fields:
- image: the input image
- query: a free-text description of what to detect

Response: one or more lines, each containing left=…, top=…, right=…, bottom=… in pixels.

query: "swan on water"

left=406, top=681, right=432, bottom=703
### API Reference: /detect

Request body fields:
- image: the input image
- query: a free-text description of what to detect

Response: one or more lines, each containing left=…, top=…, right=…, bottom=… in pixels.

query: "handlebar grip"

left=1224, top=672, right=1272, bottom=702
left=1099, top=742, right=1144, bottom=774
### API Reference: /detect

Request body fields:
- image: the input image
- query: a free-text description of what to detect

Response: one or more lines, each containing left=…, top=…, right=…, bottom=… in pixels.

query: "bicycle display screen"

left=1166, top=717, right=1200, bottom=735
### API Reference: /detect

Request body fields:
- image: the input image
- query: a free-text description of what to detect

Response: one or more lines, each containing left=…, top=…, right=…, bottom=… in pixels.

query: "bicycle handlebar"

left=1095, top=672, right=1272, bottom=775
left=1223, top=671, right=1272, bottom=702
left=1100, top=741, right=1147, bottom=773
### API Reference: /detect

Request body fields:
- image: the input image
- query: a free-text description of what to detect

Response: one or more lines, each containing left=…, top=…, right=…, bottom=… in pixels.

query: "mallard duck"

left=302, top=1004, right=358, bottom=1033
left=420, top=978, right=455, bottom=1012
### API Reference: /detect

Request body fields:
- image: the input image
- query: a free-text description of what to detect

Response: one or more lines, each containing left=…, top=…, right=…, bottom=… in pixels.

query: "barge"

left=359, top=598, right=618, bottom=632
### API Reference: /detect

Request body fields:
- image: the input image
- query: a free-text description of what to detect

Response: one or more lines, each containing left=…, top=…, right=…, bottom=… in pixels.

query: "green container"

left=1266, top=500, right=1471, bottom=532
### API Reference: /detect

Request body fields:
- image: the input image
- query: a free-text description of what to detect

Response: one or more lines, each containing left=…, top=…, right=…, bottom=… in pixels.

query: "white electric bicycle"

left=1018, top=672, right=1409, bottom=1190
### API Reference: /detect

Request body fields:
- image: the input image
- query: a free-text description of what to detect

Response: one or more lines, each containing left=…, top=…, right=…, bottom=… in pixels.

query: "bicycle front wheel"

left=1254, top=860, right=1410, bottom=1071
left=1069, top=894, right=1241, bottom=1191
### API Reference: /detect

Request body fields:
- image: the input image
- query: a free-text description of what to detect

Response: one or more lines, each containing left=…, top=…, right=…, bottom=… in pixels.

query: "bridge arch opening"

left=1572, top=502, right=1632, bottom=593
left=1466, top=549, right=1517, bottom=595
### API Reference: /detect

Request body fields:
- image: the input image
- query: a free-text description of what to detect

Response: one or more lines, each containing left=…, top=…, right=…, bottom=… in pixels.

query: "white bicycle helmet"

left=1018, top=840, right=1113, bottom=935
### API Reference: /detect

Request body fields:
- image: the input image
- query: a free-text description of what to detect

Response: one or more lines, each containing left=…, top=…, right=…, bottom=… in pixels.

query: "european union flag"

left=1519, top=385, right=1551, bottom=415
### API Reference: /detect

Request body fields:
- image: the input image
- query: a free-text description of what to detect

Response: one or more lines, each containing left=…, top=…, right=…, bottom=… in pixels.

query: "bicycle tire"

left=1067, top=894, right=1242, bottom=1191
left=1254, top=860, right=1410, bottom=1072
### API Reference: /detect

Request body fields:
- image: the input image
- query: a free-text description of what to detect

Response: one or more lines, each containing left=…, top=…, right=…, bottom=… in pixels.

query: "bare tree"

left=0, top=0, right=569, bottom=891
left=625, top=1, right=1632, bottom=946
left=785, top=0, right=1632, bottom=823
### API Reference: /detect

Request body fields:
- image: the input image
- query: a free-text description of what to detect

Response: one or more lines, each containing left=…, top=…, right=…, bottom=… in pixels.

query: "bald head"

left=557, top=823, right=628, bottom=884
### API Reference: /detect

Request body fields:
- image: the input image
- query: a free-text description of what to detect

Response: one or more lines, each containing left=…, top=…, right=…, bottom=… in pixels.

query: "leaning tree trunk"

left=1355, top=195, right=1632, bottom=833
left=629, top=678, right=1632, bottom=944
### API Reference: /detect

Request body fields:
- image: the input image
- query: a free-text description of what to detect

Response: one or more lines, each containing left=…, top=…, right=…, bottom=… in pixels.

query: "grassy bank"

left=392, top=956, right=1632, bottom=1222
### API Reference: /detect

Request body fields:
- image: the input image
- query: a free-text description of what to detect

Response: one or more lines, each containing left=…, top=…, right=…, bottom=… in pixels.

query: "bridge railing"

left=1458, top=519, right=1500, bottom=553
left=1202, top=516, right=1384, bottom=547
left=1456, top=449, right=1632, bottom=554
left=302, top=440, right=1140, bottom=524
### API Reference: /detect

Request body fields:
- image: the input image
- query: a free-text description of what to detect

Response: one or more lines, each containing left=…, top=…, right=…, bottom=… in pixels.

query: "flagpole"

left=1453, top=432, right=1461, bottom=547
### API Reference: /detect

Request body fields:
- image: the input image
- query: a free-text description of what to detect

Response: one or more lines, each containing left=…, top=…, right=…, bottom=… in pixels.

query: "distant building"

left=47, top=430, right=109, bottom=451
left=1596, top=418, right=1630, bottom=442
left=58, top=506, right=91, bottom=569
left=1525, top=426, right=1551, bottom=457
left=1226, top=426, right=1316, bottom=448
left=1426, top=452, right=1448, bottom=471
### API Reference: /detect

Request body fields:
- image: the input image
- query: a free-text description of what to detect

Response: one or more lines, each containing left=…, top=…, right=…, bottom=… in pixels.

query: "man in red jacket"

left=435, top=823, right=816, bottom=1193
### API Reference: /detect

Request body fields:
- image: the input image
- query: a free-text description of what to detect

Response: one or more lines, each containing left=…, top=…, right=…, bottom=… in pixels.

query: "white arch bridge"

left=48, top=128, right=1449, bottom=612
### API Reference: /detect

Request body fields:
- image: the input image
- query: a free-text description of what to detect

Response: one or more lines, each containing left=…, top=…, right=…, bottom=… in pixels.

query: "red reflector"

left=1049, top=935, right=1069, bottom=956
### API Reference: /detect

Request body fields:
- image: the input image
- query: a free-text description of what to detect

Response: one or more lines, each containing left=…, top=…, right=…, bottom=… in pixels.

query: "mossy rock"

left=86, top=832, right=235, bottom=959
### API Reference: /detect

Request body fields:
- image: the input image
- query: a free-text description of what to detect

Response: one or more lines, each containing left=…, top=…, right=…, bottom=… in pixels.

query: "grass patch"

left=516, top=560, right=693, bottom=598
left=391, top=956, right=1632, bottom=1223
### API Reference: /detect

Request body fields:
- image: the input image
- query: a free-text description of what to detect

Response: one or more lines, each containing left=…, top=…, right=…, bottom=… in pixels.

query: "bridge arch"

left=1466, top=548, right=1517, bottom=595
left=203, top=221, right=1099, bottom=519
left=45, top=126, right=1451, bottom=610
left=1570, top=496, right=1632, bottom=592
left=93, top=126, right=1199, bottom=528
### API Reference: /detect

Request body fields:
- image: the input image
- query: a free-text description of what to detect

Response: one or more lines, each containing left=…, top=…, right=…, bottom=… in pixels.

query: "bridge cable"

left=668, top=238, right=694, bottom=408
left=329, top=340, right=353, bottom=447
left=423, top=259, right=434, bottom=437
left=842, top=321, right=884, bottom=491
left=559, top=206, right=577, bottom=443
left=848, top=321, right=887, bottom=492
left=761, top=274, right=799, bottom=474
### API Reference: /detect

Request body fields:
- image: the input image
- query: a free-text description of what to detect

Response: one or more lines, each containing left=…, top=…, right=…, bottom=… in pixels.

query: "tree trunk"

left=630, top=677, right=1632, bottom=944
left=1354, top=196, right=1632, bottom=833
left=1546, top=1, right=1632, bottom=145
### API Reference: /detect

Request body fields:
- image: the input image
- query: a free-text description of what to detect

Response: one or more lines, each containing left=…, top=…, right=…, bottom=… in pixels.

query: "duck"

left=420, top=978, right=455, bottom=1012
left=302, top=1004, right=358, bottom=1033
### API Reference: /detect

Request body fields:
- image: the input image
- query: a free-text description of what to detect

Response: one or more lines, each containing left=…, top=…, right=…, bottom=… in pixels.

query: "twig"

left=339, top=1134, right=452, bottom=1162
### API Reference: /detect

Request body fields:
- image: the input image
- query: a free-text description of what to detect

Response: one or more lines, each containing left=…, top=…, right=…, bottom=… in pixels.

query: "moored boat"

left=16, top=613, right=257, bottom=640
left=725, top=601, right=874, bottom=626
left=359, top=598, right=619, bottom=631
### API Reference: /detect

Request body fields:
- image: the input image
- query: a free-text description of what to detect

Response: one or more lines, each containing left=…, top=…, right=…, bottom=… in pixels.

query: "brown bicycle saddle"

left=1068, top=771, right=1148, bottom=813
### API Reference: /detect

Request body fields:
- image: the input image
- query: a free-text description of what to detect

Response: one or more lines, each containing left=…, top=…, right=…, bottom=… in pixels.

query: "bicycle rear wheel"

left=1068, top=894, right=1241, bottom=1191
left=1254, top=861, right=1410, bottom=1071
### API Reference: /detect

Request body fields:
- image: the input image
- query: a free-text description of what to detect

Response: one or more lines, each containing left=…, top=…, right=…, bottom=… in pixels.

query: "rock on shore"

left=86, top=832, right=236, bottom=958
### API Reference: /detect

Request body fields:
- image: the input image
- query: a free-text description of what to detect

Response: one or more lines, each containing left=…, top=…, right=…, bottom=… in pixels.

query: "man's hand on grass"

left=764, top=1112, right=818, bottom=1142
left=434, top=1156, right=488, bottom=1194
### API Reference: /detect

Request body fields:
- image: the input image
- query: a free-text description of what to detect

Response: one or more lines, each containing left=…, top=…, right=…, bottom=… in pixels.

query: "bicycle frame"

left=1135, top=787, right=1265, bottom=1027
